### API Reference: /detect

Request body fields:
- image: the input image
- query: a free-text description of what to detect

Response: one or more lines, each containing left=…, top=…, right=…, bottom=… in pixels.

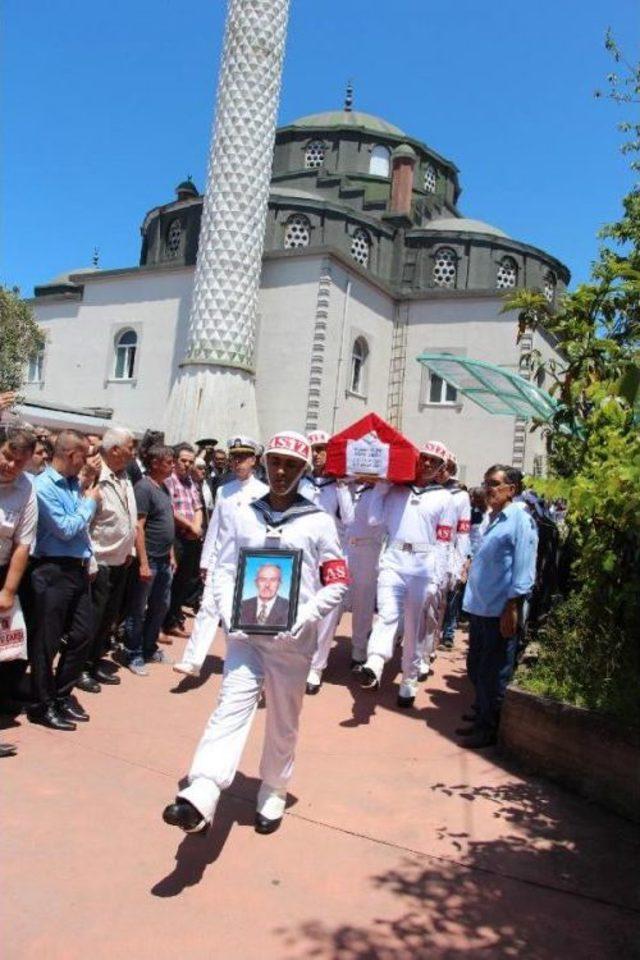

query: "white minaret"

left=165, top=0, right=291, bottom=442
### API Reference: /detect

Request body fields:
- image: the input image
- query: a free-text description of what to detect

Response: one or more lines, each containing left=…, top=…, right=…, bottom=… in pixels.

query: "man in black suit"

left=240, top=563, right=289, bottom=627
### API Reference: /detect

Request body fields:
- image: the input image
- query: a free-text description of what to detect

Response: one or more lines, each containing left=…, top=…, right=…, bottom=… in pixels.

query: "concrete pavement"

left=3, top=620, right=639, bottom=959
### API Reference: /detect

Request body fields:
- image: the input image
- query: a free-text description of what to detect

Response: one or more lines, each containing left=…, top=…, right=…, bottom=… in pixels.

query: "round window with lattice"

left=284, top=215, right=310, bottom=249
left=166, top=220, right=183, bottom=258
left=543, top=271, right=556, bottom=303
left=350, top=229, right=370, bottom=267
left=424, top=164, right=437, bottom=193
left=305, top=140, right=325, bottom=169
left=496, top=257, right=518, bottom=290
left=433, top=248, right=457, bottom=287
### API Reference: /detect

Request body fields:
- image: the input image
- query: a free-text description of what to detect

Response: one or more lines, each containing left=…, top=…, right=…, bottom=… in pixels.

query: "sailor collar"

left=408, top=483, right=444, bottom=497
left=307, top=475, right=336, bottom=489
left=250, top=493, right=322, bottom=528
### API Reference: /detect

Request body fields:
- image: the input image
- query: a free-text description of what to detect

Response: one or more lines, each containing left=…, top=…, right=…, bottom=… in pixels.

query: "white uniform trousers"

left=309, top=604, right=343, bottom=673
left=178, top=574, right=221, bottom=670
left=418, top=581, right=447, bottom=664
left=367, top=567, right=438, bottom=686
left=179, top=633, right=313, bottom=822
left=346, top=542, right=381, bottom=661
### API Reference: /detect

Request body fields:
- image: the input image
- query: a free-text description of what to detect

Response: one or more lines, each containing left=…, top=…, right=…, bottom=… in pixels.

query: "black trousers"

left=164, top=537, right=201, bottom=628
left=87, top=562, right=130, bottom=669
left=27, top=559, right=94, bottom=708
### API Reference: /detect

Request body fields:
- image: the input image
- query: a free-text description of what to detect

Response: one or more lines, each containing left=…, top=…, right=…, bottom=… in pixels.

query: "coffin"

left=325, top=413, right=419, bottom=483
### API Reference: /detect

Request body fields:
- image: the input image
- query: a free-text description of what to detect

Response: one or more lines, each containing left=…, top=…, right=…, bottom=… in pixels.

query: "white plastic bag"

left=0, top=597, right=28, bottom=662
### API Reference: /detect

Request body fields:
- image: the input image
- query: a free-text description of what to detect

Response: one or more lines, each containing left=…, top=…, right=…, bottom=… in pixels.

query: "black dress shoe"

left=0, top=742, right=17, bottom=758
left=305, top=682, right=321, bottom=695
left=455, top=725, right=477, bottom=737
left=28, top=706, right=76, bottom=731
left=358, top=667, right=379, bottom=690
left=350, top=659, right=365, bottom=673
left=255, top=813, right=282, bottom=835
left=440, top=638, right=454, bottom=650
left=57, top=697, right=90, bottom=722
left=417, top=670, right=429, bottom=682
left=76, top=672, right=101, bottom=694
left=461, top=712, right=477, bottom=723
left=397, top=694, right=415, bottom=709
left=162, top=798, right=207, bottom=834
left=92, top=667, right=121, bottom=685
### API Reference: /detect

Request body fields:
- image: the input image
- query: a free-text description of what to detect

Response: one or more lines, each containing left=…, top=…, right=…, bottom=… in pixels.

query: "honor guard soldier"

left=440, top=449, right=471, bottom=650
left=298, top=431, right=354, bottom=695
left=359, top=441, right=455, bottom=707
left=173, top=437, right=267, bottom=678
left=343, top=483, right=385, bottom=670
left=163, top=431, right=349, bottom=836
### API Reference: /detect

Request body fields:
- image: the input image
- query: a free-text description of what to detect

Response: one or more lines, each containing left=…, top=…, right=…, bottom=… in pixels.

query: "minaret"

left=165, top=0, right=291, bottom=442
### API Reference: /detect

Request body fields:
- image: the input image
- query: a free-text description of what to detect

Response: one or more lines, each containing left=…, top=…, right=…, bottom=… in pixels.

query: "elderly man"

left=240, top=563, right=290, bottom=626
left=163, top=443, right=203, bottom=634
left=0, top=426, right=38, bottom=756
left=78, top=427, right=138, bottom=691
left=460, top=464, right=538, bottom=748
left=28, top=430, right=101, bottom=730
left=164, top=431, right=348, bottom=837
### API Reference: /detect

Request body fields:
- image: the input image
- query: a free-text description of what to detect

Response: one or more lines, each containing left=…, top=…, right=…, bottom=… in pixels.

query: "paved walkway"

left=3, top=620, right=639, bottom=959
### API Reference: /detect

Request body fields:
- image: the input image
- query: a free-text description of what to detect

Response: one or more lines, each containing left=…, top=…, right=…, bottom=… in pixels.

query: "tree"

left=501, top=37, right=640, bottom=724
left=0, top=286, right=46, bottom=393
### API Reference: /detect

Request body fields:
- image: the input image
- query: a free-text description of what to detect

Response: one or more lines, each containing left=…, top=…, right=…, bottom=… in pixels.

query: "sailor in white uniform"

left=173, top=437, right=268, bottom=678
left=163, top=432, right=348, bottom=836
left=358, top=441, right=456, bottom=708
left=299, top=431, right=354, bottom=695
left=439, top=449, right=472, bottom=650
left=343, top=483, right=385, bottom=669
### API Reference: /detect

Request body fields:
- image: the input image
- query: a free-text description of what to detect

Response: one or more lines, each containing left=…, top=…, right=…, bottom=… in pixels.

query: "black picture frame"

left=230, top=547, right=303, bottom=635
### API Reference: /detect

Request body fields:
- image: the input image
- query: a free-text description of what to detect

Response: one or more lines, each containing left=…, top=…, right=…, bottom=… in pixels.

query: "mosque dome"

left=424, top=217, right=510, bottom=238
left=289, top=110, right=405, bottom=137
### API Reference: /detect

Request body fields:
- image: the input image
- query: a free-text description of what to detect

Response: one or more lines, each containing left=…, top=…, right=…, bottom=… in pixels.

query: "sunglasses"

left=483, top=479, right=513, bottom=489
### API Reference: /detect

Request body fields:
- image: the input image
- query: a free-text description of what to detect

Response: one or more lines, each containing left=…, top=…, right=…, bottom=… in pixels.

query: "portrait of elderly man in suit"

left=239, top=562, right=290, bottom=628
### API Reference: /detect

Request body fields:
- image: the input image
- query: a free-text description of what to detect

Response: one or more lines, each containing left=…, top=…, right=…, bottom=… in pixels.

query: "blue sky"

left=3, top=0, right=637, bottom=296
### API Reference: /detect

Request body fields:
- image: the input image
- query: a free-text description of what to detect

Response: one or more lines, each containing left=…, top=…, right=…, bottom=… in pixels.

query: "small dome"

left=290, top=110, right=405, bottom=137
left=175, top=178, right=199, bottom=199
left=392, top=142, right=417, bottom=160
left=425, top=217, right=509, bottom=238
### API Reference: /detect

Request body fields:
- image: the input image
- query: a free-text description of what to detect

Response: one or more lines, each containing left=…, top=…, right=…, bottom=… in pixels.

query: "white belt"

left=389, top=540, right=434, bottom=555
left=348, top=536, right=380, bottom=547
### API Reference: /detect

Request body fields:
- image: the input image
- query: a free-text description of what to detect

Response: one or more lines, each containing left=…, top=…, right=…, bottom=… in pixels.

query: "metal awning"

left=417, top=353, right=558, bottom=420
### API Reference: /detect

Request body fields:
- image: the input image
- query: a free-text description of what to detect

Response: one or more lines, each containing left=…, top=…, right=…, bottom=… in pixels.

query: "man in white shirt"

left=173, top=436, right=268, bottom=678
left=80, top=428, right=137, bottom=691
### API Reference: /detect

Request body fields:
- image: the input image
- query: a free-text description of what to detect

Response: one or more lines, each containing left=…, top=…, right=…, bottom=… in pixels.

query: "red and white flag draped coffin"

left=325, top=413, right=420, bottom=484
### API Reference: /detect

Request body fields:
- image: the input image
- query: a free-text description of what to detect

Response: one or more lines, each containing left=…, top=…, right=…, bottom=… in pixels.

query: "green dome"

left=290, top=110, right=405, bottom=137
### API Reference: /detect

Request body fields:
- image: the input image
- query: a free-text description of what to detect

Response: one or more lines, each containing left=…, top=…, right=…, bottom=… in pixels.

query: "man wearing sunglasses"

left=460, top=464, right=538, bottom=747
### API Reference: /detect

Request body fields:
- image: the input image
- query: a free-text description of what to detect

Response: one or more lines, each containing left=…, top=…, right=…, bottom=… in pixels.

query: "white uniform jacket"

left=298, top=475, right=355, bottom=543
left=369, top=484, right=456, bottom=584
left=200, top=474, right=268, bottom=571
left=344, top=484, right=385, bottom=549
left=212, top=494, right=349, bottom=643
left=447, top=483, right=472, bottom=581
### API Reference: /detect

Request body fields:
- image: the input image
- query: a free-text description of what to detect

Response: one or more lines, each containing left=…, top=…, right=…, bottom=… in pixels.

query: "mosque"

left=25, top=98, right=569, bottom=483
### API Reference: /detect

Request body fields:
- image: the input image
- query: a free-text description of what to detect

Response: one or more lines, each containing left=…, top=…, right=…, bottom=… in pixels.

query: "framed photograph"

left=231, top=548, right=303, bottom=635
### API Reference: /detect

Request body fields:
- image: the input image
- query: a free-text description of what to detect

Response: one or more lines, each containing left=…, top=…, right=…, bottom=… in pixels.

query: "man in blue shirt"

left=27, top=430, right=101, bottom=730
left=461, top=464, right=538, bottom=747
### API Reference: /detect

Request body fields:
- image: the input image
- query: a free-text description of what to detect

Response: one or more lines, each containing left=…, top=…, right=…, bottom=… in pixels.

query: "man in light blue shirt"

left=27, top=430, right=102, bottom=731
left=461, top=464, right=538, bottom=747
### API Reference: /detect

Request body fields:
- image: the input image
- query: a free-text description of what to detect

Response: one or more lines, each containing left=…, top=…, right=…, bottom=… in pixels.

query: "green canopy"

left=417, top=353, right=558, bottom=420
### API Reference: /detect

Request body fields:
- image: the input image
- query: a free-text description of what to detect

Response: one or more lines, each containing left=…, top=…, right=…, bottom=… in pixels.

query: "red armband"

left=457, top=519, right=471, bottom=534
left=320, top=558, right=350, bottom=585
left=436, top=524, right=453, bottom=543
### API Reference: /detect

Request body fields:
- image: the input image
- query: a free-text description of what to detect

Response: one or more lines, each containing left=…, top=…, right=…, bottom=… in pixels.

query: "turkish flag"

left=325, top=412, right=419, bottom=483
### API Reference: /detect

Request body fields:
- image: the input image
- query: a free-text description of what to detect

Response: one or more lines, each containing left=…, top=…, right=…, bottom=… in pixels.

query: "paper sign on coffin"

left=325, top=413, right=419, bottom=483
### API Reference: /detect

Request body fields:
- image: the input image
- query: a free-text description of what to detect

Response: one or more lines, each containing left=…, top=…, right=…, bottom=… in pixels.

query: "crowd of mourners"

left=0, top=399, right=561, bottom=797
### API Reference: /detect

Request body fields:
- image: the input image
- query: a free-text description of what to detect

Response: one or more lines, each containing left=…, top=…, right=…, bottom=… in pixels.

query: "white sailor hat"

left=421, top=440, right=449, bottom=462
left=306, top=430, right=330, bottom=448
left=227, top=435, right=260, bottom=455
left=265, top=430, right=311, bottom=464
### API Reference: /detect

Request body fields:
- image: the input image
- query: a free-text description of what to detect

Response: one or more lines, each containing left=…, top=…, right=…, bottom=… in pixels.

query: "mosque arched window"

left=496, top=256, right=518, bottom=290
left=369, top=145, right=391, bottom=177
left=350, top=337, right=369, bottom=395
left=424, top=164, right=437, bottom=194
left=166, top=219, right=183, bottom=258
left=26, top=349, right=45, bottom=384
left=432, top=247, right=457, bottom=288
left=305, top=140, right=325, bottom=169
left=543, top=270, right=556, bottom=304
left=283, top=214, right=311, bottom=249
left=350, top=228, right=371, bottom=268
left=114, top=329, right=137, bottom=380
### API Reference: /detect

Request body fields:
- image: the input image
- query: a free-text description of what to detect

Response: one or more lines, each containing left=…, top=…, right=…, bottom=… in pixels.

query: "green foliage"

left=506, top=37, right=640, bottom=726
left=0, top=286, right=46, bottom=392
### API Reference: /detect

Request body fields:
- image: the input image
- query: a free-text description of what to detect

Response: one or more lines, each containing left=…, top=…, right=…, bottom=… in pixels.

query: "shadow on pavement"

left=169, top=653, right=224, bottom=693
